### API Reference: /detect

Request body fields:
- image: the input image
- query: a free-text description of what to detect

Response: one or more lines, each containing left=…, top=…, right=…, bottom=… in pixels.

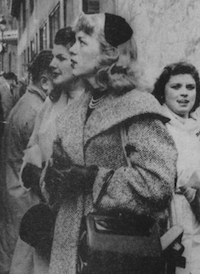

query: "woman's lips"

left=71, top=59, right=77, bottom=68
left=53, top=71, right=60, bottom=78
left=177, top=100, right=189, bottom=104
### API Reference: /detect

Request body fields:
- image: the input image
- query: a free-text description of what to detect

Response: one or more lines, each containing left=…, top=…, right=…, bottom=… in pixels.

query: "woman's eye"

left=57, top=56, right=66, bottom=61
left=171, top=84, right=181, bottom=90
left=186, top=85, right=195, bottom=90
left=79, top=39, right=86, bottom=46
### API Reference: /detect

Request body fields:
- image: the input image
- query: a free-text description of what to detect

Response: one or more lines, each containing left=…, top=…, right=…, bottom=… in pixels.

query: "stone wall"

left=115, top=0, right=200, bottom=89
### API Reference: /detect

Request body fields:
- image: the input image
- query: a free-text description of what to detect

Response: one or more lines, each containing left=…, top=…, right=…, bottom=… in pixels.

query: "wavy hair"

left=49, top=27, right=76, bottom=102
left=73, top=13, right=138, bottom=95
left=152, top=61, right=200, bottom=112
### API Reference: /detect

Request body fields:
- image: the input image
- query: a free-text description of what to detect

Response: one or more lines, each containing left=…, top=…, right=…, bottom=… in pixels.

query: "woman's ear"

left=40, top=75, right=53, bottom=94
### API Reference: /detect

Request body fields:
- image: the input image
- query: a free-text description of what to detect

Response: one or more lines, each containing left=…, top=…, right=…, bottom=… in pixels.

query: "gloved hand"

left=62, top=164, right=99, bottom=192
left=51, top=138, right=72, bottom=170
left=44, top=138, right=99, bottom=205
left=44, top=163, right=99, bottom=203
left=21, top=163, right=43, bottom=199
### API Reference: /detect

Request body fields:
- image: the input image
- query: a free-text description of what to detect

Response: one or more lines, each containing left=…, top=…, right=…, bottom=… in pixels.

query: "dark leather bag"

left=77, top=212, right=164, bottom=274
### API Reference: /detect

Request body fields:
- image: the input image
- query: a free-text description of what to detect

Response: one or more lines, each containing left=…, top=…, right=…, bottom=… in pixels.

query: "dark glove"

left=19, top=204, right=56, bottom=257
left=44, top=163, right=99, bottom=205
left=44, top=138, right=99, bottom=204
left=43, top=138, right=72, bottom=205
left=62, top=164, right=99, bottom=193
left=21, top=163, right=43, bottom=199
left=51, top=138, right=72, bottom=170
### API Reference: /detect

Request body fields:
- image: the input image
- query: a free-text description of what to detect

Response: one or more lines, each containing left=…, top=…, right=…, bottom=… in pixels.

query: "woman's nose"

left=50, top=58, right=57, bottom=69
left=69, top=43, right=77, bottom=55
left=180, top=87, right=188, bottom=96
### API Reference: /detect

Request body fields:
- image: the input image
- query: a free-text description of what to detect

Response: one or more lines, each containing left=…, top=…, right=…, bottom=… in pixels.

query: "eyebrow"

left=55, top=54, right=68, bottom=58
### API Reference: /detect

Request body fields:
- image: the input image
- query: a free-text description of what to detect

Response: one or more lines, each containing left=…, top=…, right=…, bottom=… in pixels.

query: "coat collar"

left=27, top=83, right=47, bottom=101
left=84, top=89, right=169, bottom=145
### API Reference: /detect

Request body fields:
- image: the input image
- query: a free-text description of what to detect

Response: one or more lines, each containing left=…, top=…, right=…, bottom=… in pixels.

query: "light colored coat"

left=0, top=80, right=14, bottom=120
left=0, top=84, right=46, bottom=274
left=48, top=89, right=177, bottom=274
left=163, top=105, right=200, bottom=274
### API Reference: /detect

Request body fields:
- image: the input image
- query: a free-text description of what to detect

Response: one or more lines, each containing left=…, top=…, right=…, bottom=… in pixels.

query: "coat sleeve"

left=93, top=115, right=178, bottom=215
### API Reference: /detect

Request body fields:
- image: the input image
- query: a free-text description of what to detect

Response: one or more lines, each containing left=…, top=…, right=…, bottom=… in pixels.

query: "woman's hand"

left=21, top=163, right=43, bottom=199
left=44, top=164, right=99, bottom=197
left=179, top=186, right=196, bottom=203
left=44, top=139, right=99, bottom=204
left=51, top=138, right=72, bottom=170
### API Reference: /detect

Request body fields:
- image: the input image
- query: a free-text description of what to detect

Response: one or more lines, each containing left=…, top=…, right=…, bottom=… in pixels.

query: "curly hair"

left=49, top=27, right=76, bottom=102
left=28, top=50, right=53, bottom=83
left=54, top=26, right=75, bottom=49
left=152, top=61, right=200, bottom=112
left=73, top=13, right=138, bottom=95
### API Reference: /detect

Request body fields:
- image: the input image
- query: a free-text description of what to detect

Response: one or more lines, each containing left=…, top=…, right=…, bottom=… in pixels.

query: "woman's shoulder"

left=191, top=106, right=200, bottom=120
left=113, top=89, right=168, bottom=120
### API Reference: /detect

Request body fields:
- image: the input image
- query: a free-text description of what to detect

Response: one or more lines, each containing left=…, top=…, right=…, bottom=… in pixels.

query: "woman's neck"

left=87, top=76, right=99, bottom=89
left=67, top=78, right=85, bottom=100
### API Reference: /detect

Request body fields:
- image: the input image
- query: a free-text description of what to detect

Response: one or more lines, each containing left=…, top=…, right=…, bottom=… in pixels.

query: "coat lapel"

left=56, top=91, right=91, bottom=165
left=84, top=89, right=168, bottom=145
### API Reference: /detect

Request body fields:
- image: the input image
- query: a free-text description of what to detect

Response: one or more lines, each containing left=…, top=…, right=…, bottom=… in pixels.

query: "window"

left=23, top=49, right=26, bottom=68
left=22, top=0, right=26, bottom=30
left=27, top=46, right=30, bottom=63
left=35, top=32, right=38, bottom=54
left=39, top=22, right=47, bottom=50
left=63, top=0, right=67, bottom=27
left=82, top=0, right=99, bottom=14
left=49, top=4, right=60, bottom=48
left=30, top=0, right=34, bottom=14
left=9, top=52, right=12, bottom=71
left=30, top=40, right=35, bottom=61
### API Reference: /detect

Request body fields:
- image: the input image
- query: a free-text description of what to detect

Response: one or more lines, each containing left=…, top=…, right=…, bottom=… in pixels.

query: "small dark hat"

left=104, top=13, right=133, bottom=47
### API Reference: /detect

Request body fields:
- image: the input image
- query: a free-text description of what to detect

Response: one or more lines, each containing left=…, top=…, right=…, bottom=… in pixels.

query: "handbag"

left=77, top=124, right=166, bottom=274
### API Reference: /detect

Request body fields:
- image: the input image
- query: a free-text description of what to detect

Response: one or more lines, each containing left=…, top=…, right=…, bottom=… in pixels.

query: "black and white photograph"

left=0, top=1, right=200, bottom=274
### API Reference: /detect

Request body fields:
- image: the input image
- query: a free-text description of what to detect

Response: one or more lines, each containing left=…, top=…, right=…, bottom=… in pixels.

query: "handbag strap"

left=120, top=123, right=131, bottom=167
left=168, top=194, right=178, bottom=227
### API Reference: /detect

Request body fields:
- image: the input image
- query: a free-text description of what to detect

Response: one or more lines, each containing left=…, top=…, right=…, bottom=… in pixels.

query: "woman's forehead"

left=52, top=44, right=70, bottom=56
left=168, top=74, right=196, bottom=83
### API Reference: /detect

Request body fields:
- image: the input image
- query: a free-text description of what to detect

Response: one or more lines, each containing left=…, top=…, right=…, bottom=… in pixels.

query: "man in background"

left=0, top=49, right=53, bottom=274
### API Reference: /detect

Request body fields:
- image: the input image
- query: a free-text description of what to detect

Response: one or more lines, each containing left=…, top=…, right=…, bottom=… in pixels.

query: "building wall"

left=0, top=0, right=18, bottom=74
left=115, top=0, right=200, bottom=89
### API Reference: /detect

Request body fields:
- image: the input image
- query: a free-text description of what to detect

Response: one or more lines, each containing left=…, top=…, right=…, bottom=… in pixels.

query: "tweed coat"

left=48, top=88, right=177, bottom=274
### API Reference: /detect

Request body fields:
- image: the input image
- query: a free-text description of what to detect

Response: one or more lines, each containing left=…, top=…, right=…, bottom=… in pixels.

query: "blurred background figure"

left=17, top=77, right=28, bottom=98
left=0, top=49, right=53, bottom=274
left=0, top=72, right=15, bottom=120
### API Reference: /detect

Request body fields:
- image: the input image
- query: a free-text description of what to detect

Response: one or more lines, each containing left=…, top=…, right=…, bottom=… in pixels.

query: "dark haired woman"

left=22, top=27, right=84, bottom=174
left=153, top=61, right=200, bottom=274
left=9, top=27, right=85, bottom=274
left=43, top=13, right=177, bottom=274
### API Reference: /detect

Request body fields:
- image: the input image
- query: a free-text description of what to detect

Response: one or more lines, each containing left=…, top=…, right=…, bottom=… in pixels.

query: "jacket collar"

left=84, top=89, right=169, bottom=144
left=27, top=83, right=47, bottom=101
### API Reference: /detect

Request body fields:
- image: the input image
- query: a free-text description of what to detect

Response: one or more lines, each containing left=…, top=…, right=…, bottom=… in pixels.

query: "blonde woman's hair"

left=73, top=13, right=138, bottom=95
